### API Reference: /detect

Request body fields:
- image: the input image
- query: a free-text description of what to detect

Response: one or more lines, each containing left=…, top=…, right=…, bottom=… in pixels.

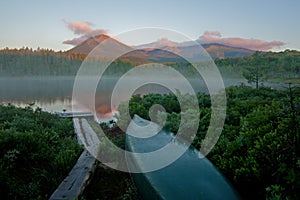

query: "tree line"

left=0, top=48, right=133, bottom=76
left=215, top=50, right=300, bottom=86
left=0, top=47, right=299, bottom=82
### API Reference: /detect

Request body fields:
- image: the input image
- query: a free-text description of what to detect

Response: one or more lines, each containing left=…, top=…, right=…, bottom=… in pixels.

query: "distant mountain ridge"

left=201, top=43, right=255, bottom=58
left=68, top=34, right=256, bottom=61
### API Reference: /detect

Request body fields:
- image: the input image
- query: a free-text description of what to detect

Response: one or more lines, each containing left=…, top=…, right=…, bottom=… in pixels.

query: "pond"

left=0, top=75, right=273, bottom=121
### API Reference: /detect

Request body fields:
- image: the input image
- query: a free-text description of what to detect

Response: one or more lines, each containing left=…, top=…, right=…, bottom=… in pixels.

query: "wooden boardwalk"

left=49, top=118, right=98, bottom=200
left=49, top=150, right=96, bottom=200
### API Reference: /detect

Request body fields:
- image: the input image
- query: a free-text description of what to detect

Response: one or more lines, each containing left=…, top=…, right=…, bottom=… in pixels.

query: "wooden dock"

left=58, top=111, right=94, bottom=118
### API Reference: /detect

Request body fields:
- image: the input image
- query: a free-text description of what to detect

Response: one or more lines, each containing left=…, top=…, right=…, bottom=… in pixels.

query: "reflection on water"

left=0, top=76, right=250, bottom=120
left=0, top=77, right=74, bottom=113
left=2, top=98, right=73, bottom=113
left=0, top=77, right=74, bottom=101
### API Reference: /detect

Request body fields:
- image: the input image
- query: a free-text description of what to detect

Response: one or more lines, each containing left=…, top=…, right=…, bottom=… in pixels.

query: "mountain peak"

left=68, top=34, right=119, bottom=55
left=92, top=34, right=111, bottom=43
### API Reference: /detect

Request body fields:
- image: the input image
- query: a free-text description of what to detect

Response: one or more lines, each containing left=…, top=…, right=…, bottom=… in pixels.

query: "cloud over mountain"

left=63, top=20, right=108, bottom=46
left=62, top=21, right=285, bottom=52
left=198, top=31, right=284, bottom=51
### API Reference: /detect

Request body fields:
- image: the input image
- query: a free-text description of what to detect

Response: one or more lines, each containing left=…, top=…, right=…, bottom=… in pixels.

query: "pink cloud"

left=63, top=20, right=108, bottom=46
left=63, top=36, right=88, bottom=46
left=203, top=31, right=221, bottom=38
left=152, top=38, right=179, bottom=48
left=88, top=29, right=108, bottom=37
left=199, top=31, right=285, bottom=51
left=64, top=20, right=94, bottom=35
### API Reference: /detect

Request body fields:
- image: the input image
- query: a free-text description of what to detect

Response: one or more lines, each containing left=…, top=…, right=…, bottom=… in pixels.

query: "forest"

left=117, top=85, right=300, bottom=199
left=0, top=48, right=299, bottom=84
left=215, top=50, right=300, bottom=84
left=0, top=48, right=132, bottom=76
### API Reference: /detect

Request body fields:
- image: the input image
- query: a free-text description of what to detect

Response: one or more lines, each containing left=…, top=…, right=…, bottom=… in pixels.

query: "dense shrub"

left=0, top=105, right=82, bottom=199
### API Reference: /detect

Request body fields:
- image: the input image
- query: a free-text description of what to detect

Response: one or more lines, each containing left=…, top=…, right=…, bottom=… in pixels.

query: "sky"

left=0, top=0, right=299, bottom=51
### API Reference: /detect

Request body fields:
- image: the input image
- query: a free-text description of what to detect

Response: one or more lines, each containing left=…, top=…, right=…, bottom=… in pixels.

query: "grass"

left=80, top=119, right=140, bottom=200
left=81, top=161, right=139, bottom=200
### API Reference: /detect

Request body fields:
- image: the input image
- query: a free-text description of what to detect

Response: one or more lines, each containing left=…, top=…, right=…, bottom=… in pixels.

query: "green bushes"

left=121, top=85, right=300, bottom=199
left=0, top=105, right=82, bottom=199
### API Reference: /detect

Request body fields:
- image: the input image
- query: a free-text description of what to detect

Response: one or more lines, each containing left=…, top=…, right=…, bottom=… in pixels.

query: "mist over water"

left=0, top=77, right=73, bottom=112
left=0, top=75, right=257, bottom=119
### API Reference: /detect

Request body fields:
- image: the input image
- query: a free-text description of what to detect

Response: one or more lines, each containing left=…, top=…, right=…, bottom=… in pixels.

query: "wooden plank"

left=49, top=118, right=97, bottom=200
left=49, top=150, right=96, bottom=200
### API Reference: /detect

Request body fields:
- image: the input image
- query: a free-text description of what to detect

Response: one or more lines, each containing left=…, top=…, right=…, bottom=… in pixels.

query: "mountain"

left=202, top=43, right=255, bottom=58
left=67, top=34, right=255, bottom=62
left=68, top=34, right=151, bottom=63
left=134, top=41, right=255, bottom=60
left=67, top=34, right=132, bottom=56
